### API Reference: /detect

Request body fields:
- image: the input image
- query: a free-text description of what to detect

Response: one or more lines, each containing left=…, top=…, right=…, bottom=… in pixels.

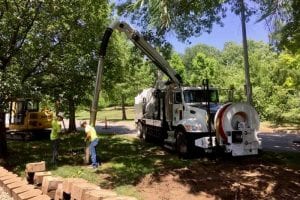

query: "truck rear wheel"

left=137, top=122, right=149, bottom=142
left=137, top=122, right=143, bottom=139
left=176, top=130, right=190, bottom=158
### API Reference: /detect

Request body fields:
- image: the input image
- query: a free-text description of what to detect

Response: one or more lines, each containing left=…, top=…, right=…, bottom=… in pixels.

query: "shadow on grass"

left=97, top=135, right=191, bottom=187
left=4, top=133, right=190, bottom=182
left=166, top=151, right=300, bottom=199
left=5, top=132, right=87, bottom=172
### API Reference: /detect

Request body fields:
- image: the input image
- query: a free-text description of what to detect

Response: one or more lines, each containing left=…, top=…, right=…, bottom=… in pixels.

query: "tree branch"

left=3, top=1, right=42, bottom=70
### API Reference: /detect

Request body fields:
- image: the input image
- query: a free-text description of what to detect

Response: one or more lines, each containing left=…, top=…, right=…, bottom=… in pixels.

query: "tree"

left=38, top=0, right=110, bottom=132
left=239, top=0, right=253, bottom=104
left=0, top=0, right=111, bottom=157
left=279, top=0, right=300, bottom=53
left=116, top=0, right=226, bottom=41
left=182, top=44, right=222, bottom=70
left=105, top=37, right=155, bottom=119
left=0, top=0, right=48, bottom=158
left=168, top=53, right=186, bottom=83
left=246, top=41, right=278, bottom=118
left=266, top=51, right=300, bottom=122
left=187, top=52, right=220, bottom=86
left=257, top=0, right=299, bottom=53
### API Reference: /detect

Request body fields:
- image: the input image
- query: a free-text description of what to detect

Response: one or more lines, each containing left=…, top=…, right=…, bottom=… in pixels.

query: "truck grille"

left=29, top=113, right=38, bottom=119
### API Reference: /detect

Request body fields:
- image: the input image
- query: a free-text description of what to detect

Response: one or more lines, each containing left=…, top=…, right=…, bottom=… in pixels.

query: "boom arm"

left=90, top=21, right=182, bottom=126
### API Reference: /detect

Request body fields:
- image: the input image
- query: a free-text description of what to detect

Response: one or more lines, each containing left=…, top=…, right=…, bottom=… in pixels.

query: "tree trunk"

left=240, top=0, right=253, bottom=105
left=121, top=96, right=127, bottom=120
left=68, top=98, right=76, bottom=132
left=0, top=112, right=7, bottom=158
left=55, top=99, right=61, bottom=116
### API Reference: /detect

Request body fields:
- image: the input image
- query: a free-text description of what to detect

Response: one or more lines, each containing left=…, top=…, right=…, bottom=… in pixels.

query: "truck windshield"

left=27, top=100, right=39, bottom=111
left=183, top=90, right=219, bottom=103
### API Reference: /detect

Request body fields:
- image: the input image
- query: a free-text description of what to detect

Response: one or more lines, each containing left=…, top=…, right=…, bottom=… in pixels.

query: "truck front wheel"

left=176, top=130, right=189, bottom=158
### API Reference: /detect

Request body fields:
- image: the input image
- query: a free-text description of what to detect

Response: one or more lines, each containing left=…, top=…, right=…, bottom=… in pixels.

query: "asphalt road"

left=258, top=132, right=300, bottom=152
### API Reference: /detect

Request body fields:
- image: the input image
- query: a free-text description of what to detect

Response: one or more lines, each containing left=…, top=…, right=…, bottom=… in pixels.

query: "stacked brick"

left=1, top=163, right=138, bottom=200
left=0, top=165, right=42, bottom=200
left=25, top=161, right=46, bottom=184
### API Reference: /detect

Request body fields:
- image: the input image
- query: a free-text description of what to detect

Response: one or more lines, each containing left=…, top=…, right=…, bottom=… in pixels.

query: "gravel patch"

left=0, top=187, right=13, bottom=200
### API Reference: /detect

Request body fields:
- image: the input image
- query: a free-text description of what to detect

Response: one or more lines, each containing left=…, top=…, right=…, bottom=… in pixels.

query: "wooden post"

left=104, top=117, right=108, bottom=129
left=84, top=143, right=90, bottom=164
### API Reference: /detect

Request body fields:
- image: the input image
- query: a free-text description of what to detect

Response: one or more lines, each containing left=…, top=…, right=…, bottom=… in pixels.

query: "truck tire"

left=137, top=122, right=150, bottom=142
left=176, top=130, right=190, bottom=158
left=136, top=122, right=143, bottom=139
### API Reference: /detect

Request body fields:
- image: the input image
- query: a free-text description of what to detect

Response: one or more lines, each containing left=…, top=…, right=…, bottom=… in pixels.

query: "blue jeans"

left=89, top=138, right=99, bottom=167
left=51, top=139, right=60, bottom=164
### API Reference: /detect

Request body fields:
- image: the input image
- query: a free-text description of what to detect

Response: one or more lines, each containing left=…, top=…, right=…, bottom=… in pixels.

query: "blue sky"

left=115, top=1, right=270, bottom=54
left=167, top=10, right=270, bottom=54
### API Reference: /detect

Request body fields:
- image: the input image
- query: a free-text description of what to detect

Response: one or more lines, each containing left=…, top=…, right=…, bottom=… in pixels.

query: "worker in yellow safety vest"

left=50, top=115, right=63, bottom=164
left=81, top=121, right=100, bottom=168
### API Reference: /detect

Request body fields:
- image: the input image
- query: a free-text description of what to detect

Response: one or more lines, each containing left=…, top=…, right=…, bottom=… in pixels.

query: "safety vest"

left=86, top=125, right=98, bottom=142
left=50, top=119, right=61, bottom=140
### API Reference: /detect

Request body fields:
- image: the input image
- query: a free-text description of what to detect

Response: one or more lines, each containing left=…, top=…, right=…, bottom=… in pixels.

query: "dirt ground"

left=136, top=157, right=300, bottom=200
left=98, top=121, right=300, bottom=200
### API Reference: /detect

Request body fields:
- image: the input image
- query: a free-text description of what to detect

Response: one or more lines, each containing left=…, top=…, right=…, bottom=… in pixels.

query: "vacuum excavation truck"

left=91, top=21, right=261, bottom=157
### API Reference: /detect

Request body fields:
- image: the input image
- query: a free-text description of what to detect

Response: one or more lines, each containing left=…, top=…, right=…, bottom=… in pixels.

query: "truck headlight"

left=184, top=124, right=202, bottom=132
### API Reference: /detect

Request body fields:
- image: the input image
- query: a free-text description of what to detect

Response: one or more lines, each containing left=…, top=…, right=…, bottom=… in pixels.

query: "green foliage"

left=170, top=40, right=299, bottom=124
left=168, top=53, right=186, bottom=83
left=188, top=53, right=219, bottom=86
left=114, top=0, right=299, bottom=125
left=0, top=0, right=299, bottom=127
left=262, top=51, right=300, bottom=123
left=183, top=44, right=222, bottom=70
left=102, top=33, right=155, bottom=109
left=117, top=0, right=227, bottom=41
left=258, top=0, right=300, bottom=52
left=39, top=0, right=111, bottom=115
left=0, top=0, right=111, bottom=116
left=279, top=0, right=300, bottom=53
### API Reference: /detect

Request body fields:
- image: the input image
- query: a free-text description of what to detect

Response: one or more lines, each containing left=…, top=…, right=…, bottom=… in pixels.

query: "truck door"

left=9, top=100, right=26, bottom=125
left=173, top=91, right=184, bottom=125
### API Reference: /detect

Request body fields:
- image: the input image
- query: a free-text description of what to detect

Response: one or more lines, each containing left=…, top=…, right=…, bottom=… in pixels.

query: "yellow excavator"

left=6, top=98, right=53, bottom=139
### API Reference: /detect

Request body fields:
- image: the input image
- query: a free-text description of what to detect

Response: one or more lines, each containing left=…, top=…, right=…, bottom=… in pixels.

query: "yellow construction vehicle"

left=6, top=98, right=53, bottom=139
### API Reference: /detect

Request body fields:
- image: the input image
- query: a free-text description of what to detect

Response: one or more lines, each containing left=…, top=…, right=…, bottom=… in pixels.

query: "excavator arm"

left=90, top=21, right=182, bottom=126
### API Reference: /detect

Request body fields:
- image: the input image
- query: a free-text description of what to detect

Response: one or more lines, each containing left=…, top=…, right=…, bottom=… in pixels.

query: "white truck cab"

left=134, top=84, right=221, bottom=156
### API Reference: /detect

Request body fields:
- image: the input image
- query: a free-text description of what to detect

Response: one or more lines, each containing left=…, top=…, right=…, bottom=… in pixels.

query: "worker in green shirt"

left=50, top=115, right=63, bottom=164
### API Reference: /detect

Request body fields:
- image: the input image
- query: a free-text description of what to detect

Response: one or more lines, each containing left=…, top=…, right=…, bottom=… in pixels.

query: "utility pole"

left=240, top=0, right=253, bottom=105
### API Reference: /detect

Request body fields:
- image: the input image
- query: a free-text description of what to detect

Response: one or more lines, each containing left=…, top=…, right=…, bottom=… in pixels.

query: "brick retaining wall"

left=0, top=163, right=137, bottom=200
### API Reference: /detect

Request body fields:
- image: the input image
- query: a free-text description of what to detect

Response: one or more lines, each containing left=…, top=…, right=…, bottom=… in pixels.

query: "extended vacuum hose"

left=90, top=28, right=114, bottom=126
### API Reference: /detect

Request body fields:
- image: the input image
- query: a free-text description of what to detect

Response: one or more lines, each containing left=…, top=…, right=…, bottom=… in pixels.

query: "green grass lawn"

left=3, top=131, right=300, bottom=199
left=5, top=133, right=190, bottom=199
left=76, top=107, right=135, bottom=121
